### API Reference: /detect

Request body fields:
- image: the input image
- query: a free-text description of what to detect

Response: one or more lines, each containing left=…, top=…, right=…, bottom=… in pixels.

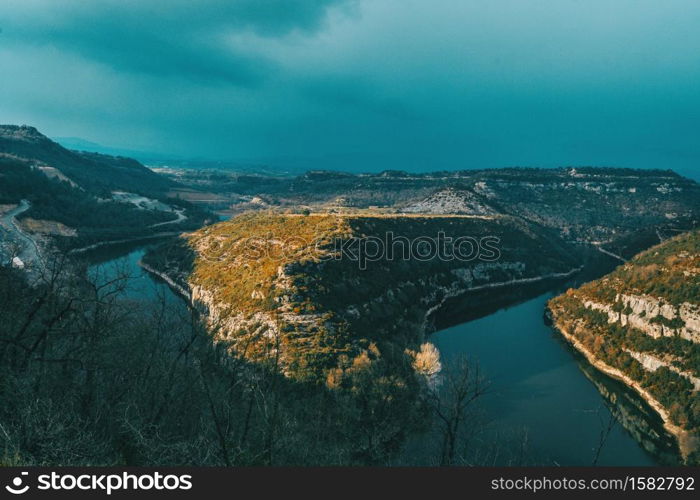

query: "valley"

left=1, top=123, right=699, bottom=465
left=89, top=241, right=671, bottom=465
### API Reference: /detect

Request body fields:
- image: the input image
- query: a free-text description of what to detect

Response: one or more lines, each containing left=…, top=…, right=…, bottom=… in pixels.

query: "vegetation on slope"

left=0, top=125, right=212, bottom=250
left=548, top=230, right=700, bottom=462
left=0, top=257, right=494, bottom=466
left=146, top=212, right=579, bottom=383
left=0, top=156, right=206, bottom=249
left=583, top=231, right=700, bottom=306
left=0, top=125, right=170, bottom=196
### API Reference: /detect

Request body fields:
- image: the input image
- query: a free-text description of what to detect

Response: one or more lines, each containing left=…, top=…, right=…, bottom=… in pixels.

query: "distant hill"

left=169, top=164, right=700, bottom=255
left=52, top=136, right=151, bottom=159
left=1, top=125, right=171, bottom=196
left=0, top=125, right=208, bottom=253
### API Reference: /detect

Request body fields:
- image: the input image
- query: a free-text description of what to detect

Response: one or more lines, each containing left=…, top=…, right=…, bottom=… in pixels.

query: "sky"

left=1, top=0, right=699, bottom=178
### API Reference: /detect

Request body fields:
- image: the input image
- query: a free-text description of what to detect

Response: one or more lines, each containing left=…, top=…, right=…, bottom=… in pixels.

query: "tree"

left=592, top=406, right=618, bottom=466
left=425, top=355, right=489, bottom=466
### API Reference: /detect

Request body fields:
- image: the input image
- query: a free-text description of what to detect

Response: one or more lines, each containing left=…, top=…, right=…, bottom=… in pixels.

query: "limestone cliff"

left=548, top=229, right=700, bottom=463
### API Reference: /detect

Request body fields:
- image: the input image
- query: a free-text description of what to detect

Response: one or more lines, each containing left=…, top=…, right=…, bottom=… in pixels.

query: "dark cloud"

left=38, top=22, right=268, bottom=86
left=1, top=0, right=353, bottom=85
left=300, top=77, right=419, bottom=121
left=0, top=0, right=699, bottom=180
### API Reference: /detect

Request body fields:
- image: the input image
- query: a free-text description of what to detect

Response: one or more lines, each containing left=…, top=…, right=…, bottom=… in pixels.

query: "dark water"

left=87, top=243, right=676, bottom=466
left=432, top=291, right=675, bottom=465
left=85, top=242, right=184, bottom=306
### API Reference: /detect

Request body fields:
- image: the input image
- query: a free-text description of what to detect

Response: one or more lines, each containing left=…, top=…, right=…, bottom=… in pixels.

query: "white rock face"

left=625, top=349, right=700, bottom=391
left=473, top=181, right=496, bottom=199
left=189, top=255, right=581, bottom=378
left=403, top=188, right=496, bottom=215
left=656, top=183, right=682, bottom=194
left=583, top=294, right=700, bottom=343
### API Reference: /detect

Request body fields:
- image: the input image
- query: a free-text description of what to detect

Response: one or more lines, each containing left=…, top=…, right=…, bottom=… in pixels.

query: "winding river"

left=86, top=242, right=678, bottom=466
left=432, top=291, right=677, bottom=465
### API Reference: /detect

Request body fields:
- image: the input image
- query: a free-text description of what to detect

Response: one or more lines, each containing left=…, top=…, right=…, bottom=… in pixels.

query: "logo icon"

left=5, top=472, right=29, bottom=495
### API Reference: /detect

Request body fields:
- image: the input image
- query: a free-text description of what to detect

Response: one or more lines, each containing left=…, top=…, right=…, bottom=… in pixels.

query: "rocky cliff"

left=146, top=212, right=580, bottom=383
left=547, top=230, right=700, bottom=462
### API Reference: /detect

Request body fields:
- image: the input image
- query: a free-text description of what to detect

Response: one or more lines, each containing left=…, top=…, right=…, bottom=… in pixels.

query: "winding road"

left=149, top=207, right=187, bottom=228
left=0, top=200, right=42, bottom=268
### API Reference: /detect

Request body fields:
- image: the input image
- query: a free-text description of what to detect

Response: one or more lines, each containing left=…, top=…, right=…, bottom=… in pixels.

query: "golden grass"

left=187, top=213, right=352, bottom=314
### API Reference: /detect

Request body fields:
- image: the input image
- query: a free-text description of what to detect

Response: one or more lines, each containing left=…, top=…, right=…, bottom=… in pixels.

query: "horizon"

left=2, top=1, right=699, bottom=475
left=1, top=0, right=699, bottom=181
left=52, top=132, right=700, bottom=184
left=4, top=121, right=700, bottom=182
left=46, top=129, right=700, bottom=183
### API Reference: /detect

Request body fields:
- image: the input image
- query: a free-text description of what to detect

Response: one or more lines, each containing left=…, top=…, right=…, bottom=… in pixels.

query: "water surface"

left=88, top=243, right=674, bottom=465
left=432, top=291, right=670, bottom=465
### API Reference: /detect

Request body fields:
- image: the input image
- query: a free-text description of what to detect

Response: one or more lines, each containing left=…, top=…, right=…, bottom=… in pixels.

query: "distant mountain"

left=54, top=136, right=307, bottom=176
left=52, top=136, right=175, bottom=164
left=53, top=136, right=128, bottom=155
left=1, top=125, right=171, bottom=196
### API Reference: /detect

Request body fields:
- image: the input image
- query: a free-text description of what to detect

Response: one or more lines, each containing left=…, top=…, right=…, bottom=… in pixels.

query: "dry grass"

left=187, top=213, right=352, bottom=314
left=20, top=218, right=77, bottom=237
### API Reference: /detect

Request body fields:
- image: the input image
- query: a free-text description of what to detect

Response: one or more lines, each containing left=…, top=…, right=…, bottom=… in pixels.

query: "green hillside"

left=0, top=125, right=170, bottom=196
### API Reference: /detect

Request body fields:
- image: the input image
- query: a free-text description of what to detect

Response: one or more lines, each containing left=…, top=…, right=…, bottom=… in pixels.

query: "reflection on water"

left=432, top=291, right=675, bottom=465
left=83, top=241, right=185, bottom=307
left=574, top=356, right=681, bottom=465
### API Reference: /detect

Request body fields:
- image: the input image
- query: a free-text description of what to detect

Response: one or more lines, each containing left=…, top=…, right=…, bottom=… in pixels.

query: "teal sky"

left=1, top=0, right=699, bottom=178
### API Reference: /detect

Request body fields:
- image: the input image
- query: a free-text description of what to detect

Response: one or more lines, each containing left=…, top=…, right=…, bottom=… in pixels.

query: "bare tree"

left=426, top=355, right=490, bottom=466
left=592, top=406, right=618, bottom=466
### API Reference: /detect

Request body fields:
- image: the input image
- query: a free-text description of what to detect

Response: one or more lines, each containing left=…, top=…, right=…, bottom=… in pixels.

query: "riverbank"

left=424, top=266, right=584, bottom=337
left=138, top=260, right=192, bottom=303
left=548, top=314, right=699, bottom=461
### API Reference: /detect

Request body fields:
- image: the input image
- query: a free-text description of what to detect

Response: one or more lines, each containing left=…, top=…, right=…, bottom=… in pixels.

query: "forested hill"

left=0, top=124, right=170, bottom=196
left=547, top=230, right=700, bottom=463
left=0, top=125, right=208, bottom=252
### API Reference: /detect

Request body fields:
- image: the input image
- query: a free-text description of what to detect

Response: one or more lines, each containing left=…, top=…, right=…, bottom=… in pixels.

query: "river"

left=86, top=242, right=678, bottom=466
left=85, top=241, right=186, bottom=306
left=431, top=289, right=678, bottom=465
